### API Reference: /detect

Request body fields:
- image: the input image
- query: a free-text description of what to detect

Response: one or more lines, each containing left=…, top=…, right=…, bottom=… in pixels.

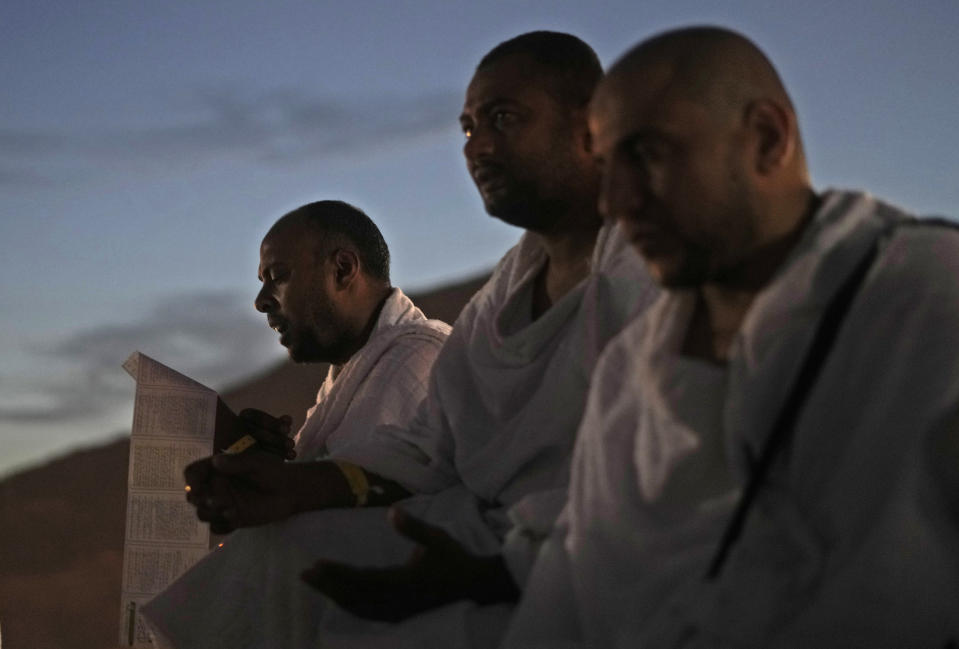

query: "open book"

left=118, top=352, right=238, bottom=647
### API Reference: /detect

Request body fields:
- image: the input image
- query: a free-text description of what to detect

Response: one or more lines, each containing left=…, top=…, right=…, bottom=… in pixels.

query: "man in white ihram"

left=143, top=32, right=657, bottom=649
left=503, top=26, right=959, bottom=649
left=141, top=196, right=451, bottom=631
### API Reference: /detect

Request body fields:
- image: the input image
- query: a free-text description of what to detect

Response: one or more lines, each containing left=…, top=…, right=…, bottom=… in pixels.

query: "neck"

left=538, top=220, right=600, bottom=270
left=335, top=286, right=392, bottom=366
left=686, top=189, right=820, bottom=362
left=529, top=209, right=602, bottom=319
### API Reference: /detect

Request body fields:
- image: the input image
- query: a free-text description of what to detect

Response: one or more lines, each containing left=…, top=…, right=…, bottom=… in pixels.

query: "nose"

left=598, top=159, right=644, bottom=224
left=254, top=284, right=276, bottom=314
left=463, top=123, right=494, bottom=166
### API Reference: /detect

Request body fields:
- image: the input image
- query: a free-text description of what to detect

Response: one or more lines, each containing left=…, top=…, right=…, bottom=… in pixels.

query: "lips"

left=267, top=317, right=288, bottom=336
left=471, top=165, right=508, bottom=194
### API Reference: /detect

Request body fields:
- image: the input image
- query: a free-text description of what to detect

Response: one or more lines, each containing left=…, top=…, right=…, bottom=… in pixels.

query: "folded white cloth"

left=142, top=223, right=658, bottom=649
left=504, top=191, right=959, bottom=648
left=294, top=287, right=450, bottom=462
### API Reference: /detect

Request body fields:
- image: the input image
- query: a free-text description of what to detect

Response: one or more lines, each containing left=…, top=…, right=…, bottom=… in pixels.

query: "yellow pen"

left=223, top=434, right=257, bottom=454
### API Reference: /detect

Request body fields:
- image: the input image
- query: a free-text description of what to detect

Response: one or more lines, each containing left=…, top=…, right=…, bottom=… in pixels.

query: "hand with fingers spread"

left=301, top=507, right=520, bottom=622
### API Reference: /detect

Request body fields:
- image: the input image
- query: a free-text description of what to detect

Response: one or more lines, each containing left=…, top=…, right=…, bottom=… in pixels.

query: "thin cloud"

left=0, top=87, right=462, bottom=182
left=0, top=290, right=282, bottom=424
left=0, top=162, right=58, bottom=187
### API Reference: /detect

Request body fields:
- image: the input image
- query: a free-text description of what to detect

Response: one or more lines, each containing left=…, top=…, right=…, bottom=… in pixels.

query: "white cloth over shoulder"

left=353, top=223, right=658, bottom=586
left=359, top=223, right=658, bottom=506
left=140, top=287, right=448, bottom=649
left=141, top=223, right=659, bottom=649
left=504, top=191, right=959, bottom=648
left=294, top=287, right=450, bottom=462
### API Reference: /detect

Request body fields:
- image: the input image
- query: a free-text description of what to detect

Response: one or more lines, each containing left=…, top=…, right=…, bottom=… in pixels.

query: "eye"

left=269, top=267, right=290, bottom=283
left=492, top=110, right=515, bottom=131
left=628, top=142, right=651, bottom=164
left=625, top=138, right=663, bottom=168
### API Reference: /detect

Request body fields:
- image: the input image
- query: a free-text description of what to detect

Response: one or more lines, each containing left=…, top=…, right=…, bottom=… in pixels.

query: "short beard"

left=487, top=201, right=551, bottom=232
left=484, top=189, right=581, bottom=235
left=288, top=292, right=353, bottom=364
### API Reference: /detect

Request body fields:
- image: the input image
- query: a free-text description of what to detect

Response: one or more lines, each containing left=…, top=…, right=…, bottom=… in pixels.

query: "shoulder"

left=449, top=234, right=540, bottom=330
left=873, top=216, right=959, bottom=303
left=884, top=217, right=959, bottom=267
left=379, top=320, right=450, bottom=356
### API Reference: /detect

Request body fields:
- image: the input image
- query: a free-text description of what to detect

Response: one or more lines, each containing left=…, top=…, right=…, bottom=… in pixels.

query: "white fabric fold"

left=141, top=287, right=449, bottom=649
left=294, top=287, right=451, bottom=462
left=358, top=223, right=658, bottom=506
left=141, top=223, right=659, bottom=649
left=504, top=190, right=959, bottom=648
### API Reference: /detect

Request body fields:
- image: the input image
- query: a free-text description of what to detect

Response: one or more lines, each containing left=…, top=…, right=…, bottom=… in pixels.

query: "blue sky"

left=2, top=0, right=957, bottom=477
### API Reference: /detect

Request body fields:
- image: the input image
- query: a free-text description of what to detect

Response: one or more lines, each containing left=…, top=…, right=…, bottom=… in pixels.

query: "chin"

left=488, top=203, right=554, bottom=232
left=283, top=339, right=310, bottom=364
left=482, top=196, right=516, bottom=219
left=286, top=348, right=307, bottom=363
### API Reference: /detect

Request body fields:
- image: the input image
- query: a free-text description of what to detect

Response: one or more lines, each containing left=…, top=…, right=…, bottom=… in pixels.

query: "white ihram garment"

left=142, top=224, right=658, bottom=649
left=141, top=287, right=449, bottom=647
left=294, top=288, right=451, bottom=462
left=504, top=191, right=959, bottom=648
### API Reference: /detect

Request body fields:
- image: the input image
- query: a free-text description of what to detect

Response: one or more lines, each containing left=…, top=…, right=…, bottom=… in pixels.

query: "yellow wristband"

left=333, top=460, right=370, bottom=507
left=223, top=434, right=257, bottom=454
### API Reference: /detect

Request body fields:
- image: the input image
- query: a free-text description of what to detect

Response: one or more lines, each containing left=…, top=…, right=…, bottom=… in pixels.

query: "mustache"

left=470, top=162, right=506, bottom=183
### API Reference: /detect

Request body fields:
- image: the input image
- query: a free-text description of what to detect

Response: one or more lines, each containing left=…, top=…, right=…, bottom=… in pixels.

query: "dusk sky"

left=2, top=0, right=957, bottom=478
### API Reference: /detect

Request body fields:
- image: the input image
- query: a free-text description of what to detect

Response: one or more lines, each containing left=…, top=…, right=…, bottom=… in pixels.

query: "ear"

left=329, top=248, right=360, bottom=290
left=743, top=99, right=794, bottom=175
left=582, top=127, right=593, bottom=156
left=568, top=106, right=593, bottom=156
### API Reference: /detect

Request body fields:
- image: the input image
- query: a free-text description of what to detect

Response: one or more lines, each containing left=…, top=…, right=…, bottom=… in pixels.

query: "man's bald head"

left=612, top=27, right=793, bottom=116
left=590, top=26, right=816, bottom=288
left=600, top=26, right=806, bottom=173
left=267, top=200, right=391, bottom=285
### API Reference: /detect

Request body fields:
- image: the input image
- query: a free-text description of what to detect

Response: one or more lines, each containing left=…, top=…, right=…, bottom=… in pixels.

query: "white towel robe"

left=294, top=288, right=451, bottom=463
left=141, top=223, right=659, bottom=649
left=503, top=191, right=959, bottom=649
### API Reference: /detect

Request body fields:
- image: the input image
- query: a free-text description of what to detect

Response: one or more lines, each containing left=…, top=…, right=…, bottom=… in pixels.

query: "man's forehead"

left=463, top=56, right=555, bottom=111
left=588, top=78, right=645, bottom=149
left=590, top=65, right=692, bottom=145
left=260, top=221, right=314, bottom=258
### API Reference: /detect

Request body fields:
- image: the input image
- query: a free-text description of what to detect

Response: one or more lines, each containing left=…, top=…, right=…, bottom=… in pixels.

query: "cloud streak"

left=0, top=87, right=462, bottom=185
left=0, top=290, right=282, bottom=424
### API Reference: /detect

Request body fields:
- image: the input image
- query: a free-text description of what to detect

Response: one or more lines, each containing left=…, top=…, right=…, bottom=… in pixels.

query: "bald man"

left=504, top=26, right=959, bottom=648
left=178, top=201, right=450, bottom=533
left=142, top=200, right=450, bottom=641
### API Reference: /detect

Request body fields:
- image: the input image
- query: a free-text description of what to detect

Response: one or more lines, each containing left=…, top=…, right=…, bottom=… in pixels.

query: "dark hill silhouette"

left=0, top=273, right=487, bottom=649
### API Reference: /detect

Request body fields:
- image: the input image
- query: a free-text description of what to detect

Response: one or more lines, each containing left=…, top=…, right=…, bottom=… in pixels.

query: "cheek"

left=660, top=162, right=726, bottom=229
left=281, top=286, right=309, bottom=321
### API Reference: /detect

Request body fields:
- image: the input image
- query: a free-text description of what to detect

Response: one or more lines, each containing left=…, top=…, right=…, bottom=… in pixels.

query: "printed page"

left=119, top=352, right=217, bottom=647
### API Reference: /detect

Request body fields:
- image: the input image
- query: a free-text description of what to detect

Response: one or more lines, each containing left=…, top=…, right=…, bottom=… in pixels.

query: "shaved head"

left=267, top=200, right=391, bottom=284
left=615, top=27, right=792, bottom=109
left=599, top=26, right=806, bottom=169
left=590, top=26, right=816, bottom=288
